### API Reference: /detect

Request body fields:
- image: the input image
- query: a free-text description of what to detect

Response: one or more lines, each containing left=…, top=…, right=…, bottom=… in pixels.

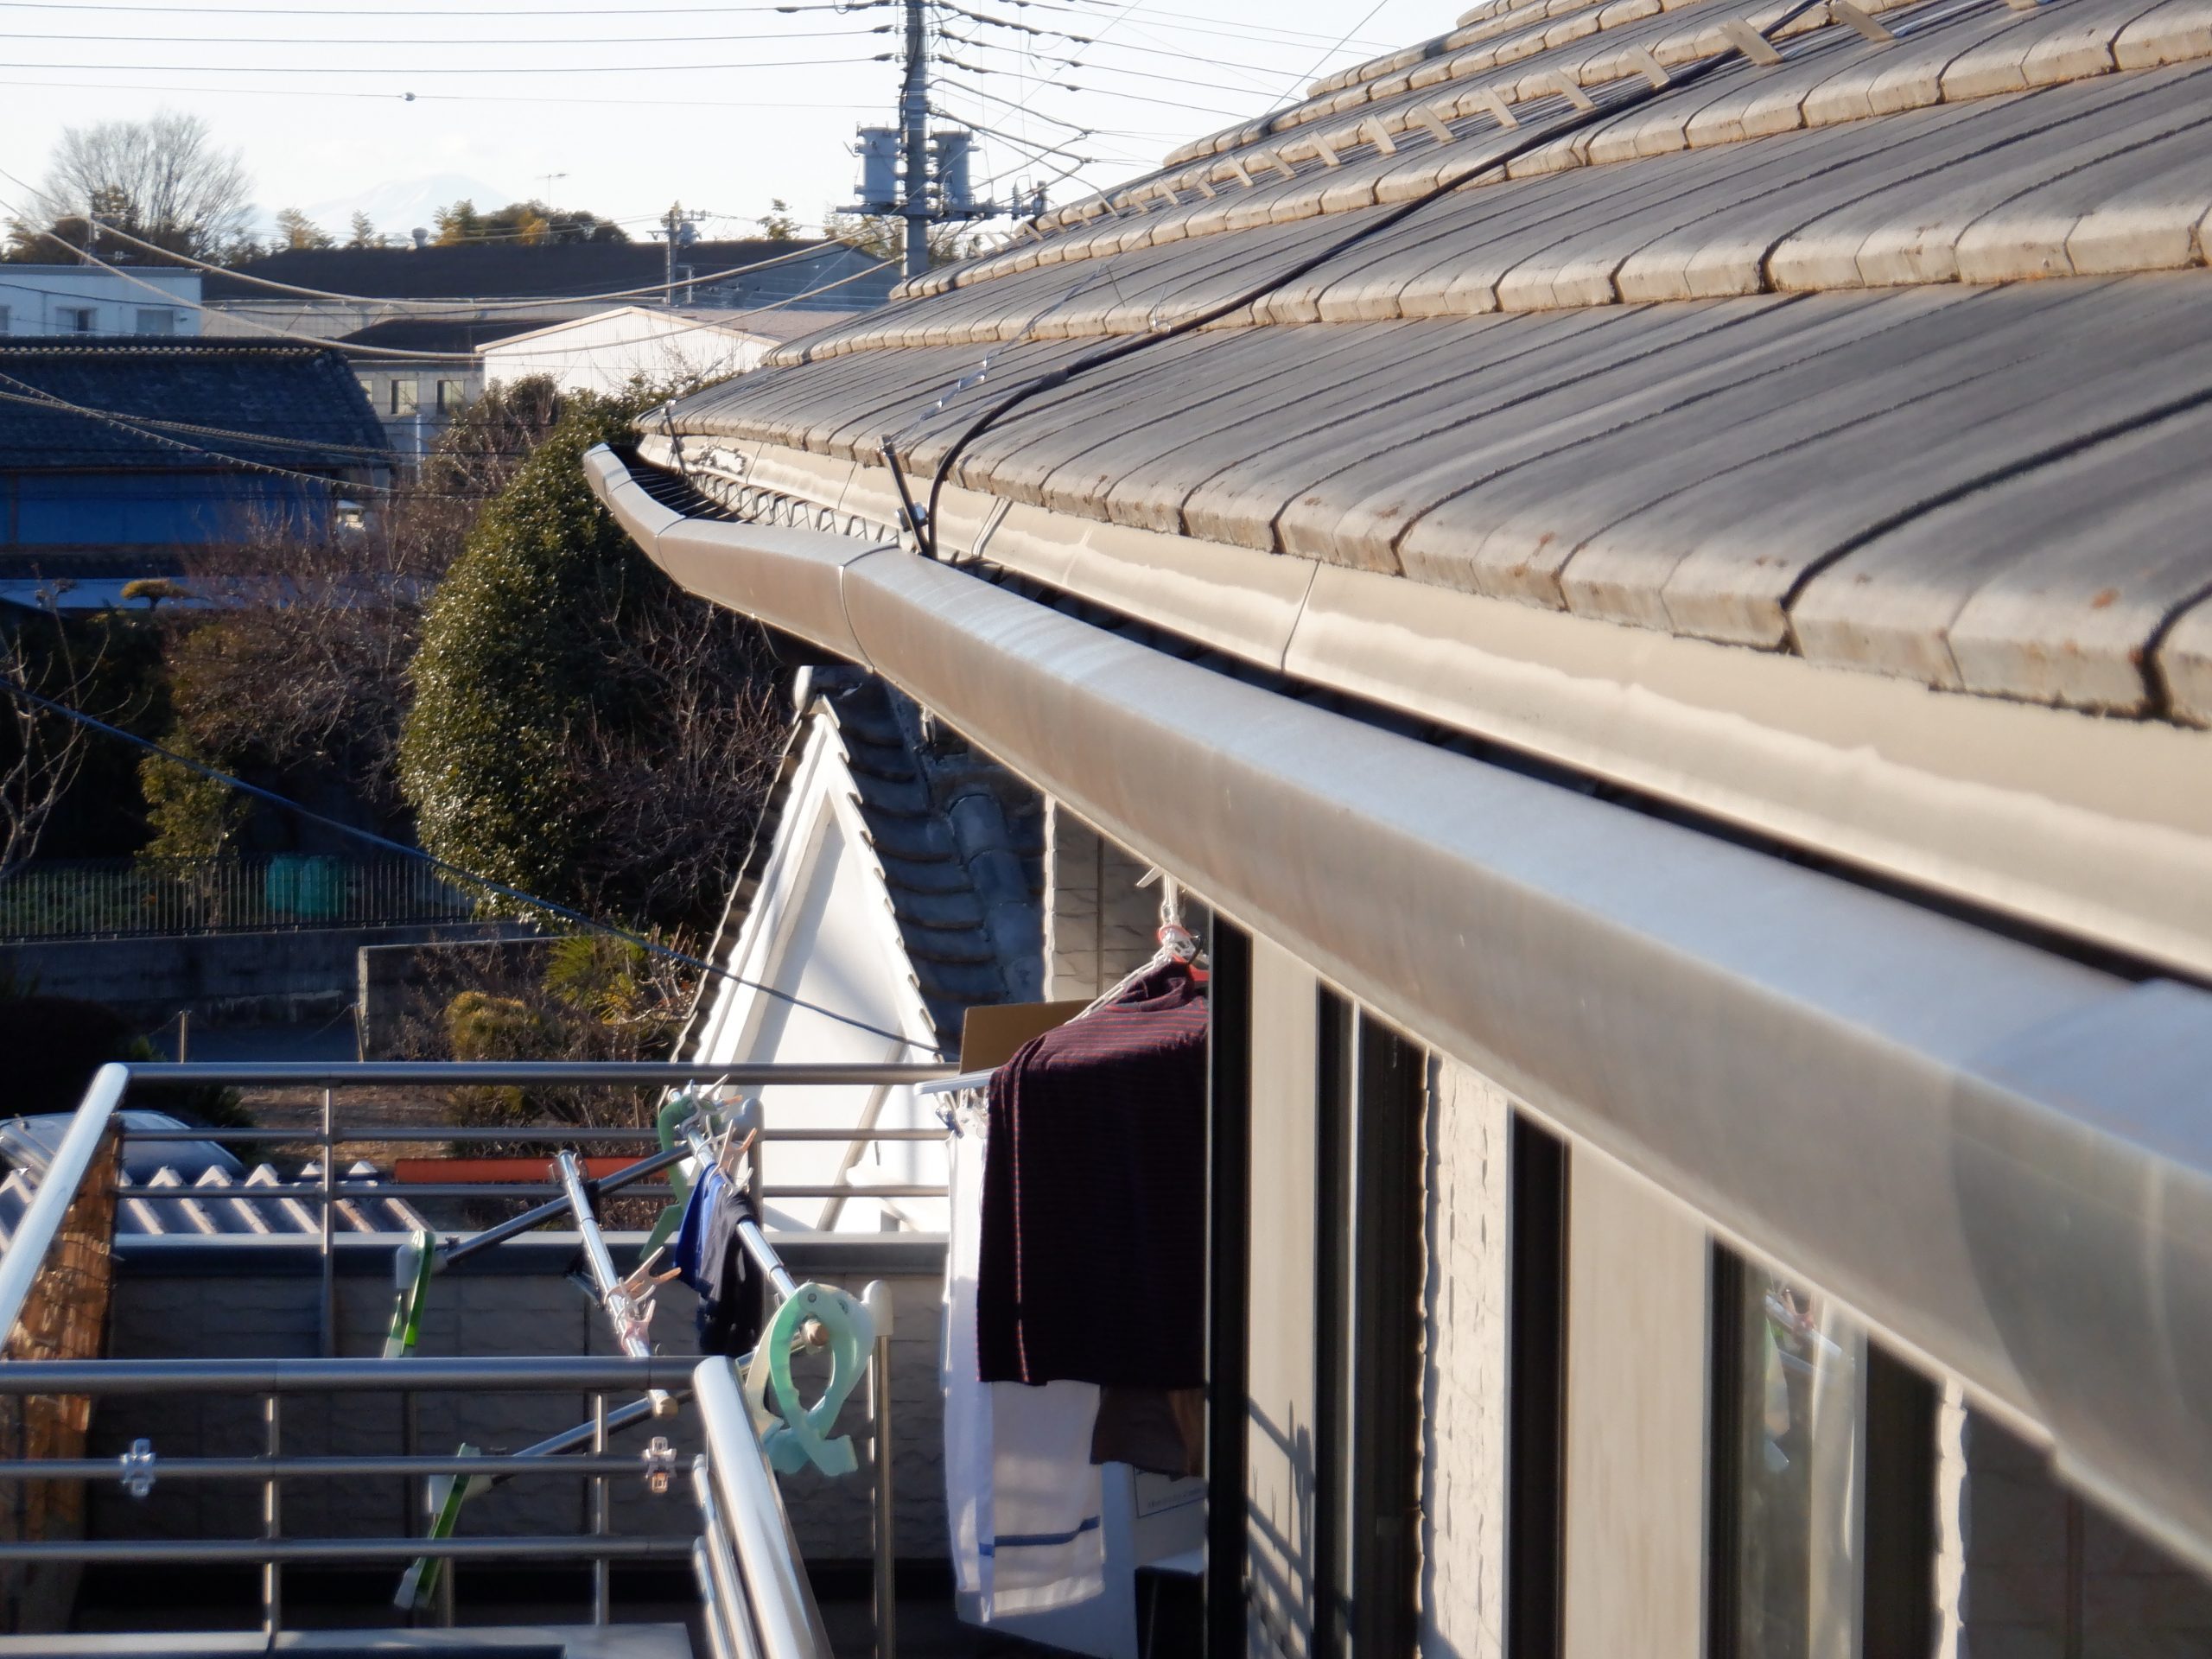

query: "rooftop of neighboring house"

left=481, top=304, right=874, bottom=353
left=201, top=238, right=896, bottom=308
left=642, top=0, right=2212, bottom=730
left=0, top=339, right=391, bottom=472
left=335, top=316, right=566, bottom=357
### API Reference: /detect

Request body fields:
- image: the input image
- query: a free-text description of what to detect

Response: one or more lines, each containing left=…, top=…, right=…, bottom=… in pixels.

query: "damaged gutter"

left=589, top=442, right=2212, bottom=1578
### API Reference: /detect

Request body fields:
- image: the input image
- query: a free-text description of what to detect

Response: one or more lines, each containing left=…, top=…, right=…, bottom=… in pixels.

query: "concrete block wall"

left=92, top=1235, right=950, bottom=1567
left=1419, top=1059, right=1510, bottom=1659
left=0, top=923, right=528, bottom=1026
left=1939, top=1405, right=2212, bottom=1659
left=1041, top=804, right=1159, bottom=1001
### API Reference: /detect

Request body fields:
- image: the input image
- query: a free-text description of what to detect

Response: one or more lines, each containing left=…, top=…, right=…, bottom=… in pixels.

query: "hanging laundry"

left=673, top=1163, right=765, bottom=1357
left=1090, top=1386, right=1205, bottom=1480
left=977, top=961, right=1209, bottom=1389
left=944, top=1094, right=1107, bottom=1617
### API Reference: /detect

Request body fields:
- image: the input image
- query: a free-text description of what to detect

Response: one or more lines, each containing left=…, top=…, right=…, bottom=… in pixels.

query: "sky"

left=0, top=0, right=1448, bottom=248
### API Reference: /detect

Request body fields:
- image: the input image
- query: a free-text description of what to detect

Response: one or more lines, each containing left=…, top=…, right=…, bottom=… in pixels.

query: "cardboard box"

left=959, top=999, right=1089, bottom=1071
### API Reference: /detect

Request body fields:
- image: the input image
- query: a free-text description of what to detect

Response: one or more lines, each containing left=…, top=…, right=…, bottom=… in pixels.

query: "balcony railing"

left=0, top=1057, right=955, bottom=1656
left=0, top=855, right=478, bottom=941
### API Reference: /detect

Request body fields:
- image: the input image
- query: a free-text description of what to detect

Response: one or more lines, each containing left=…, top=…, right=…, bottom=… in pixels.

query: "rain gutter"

left=632, top=434, right=2212, bottom=986
left=588, top=442, right=2212, bottom=1576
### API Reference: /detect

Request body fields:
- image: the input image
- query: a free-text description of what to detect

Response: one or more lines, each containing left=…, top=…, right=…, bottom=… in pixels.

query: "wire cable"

left=0, top=677, right=944, bottom=1054
left=0, top=25, right=893, bottom=44
left=6, top=52, right=899, bottom=73
left=0, top=202, right=893, bottom=345
left=905, top=0, right=1837, bottom=557
left=0, top=173, right=874, bottom=308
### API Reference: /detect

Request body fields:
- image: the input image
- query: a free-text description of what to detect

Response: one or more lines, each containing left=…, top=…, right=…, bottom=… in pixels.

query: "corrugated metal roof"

left=643, top=0, right=2212, bottom=726
left=0, top=1161, right=427, bottom=1238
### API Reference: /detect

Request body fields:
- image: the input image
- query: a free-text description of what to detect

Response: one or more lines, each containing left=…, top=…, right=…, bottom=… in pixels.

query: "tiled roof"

left=649, top=0, right=2212, bottom=726
left=202, top=239, right=897, bottom=309
left=337, top=316, right=565, bottom=355
left=0, top=340, right=391, bottom=471
left=678, top=670, right=1045, bottom=1057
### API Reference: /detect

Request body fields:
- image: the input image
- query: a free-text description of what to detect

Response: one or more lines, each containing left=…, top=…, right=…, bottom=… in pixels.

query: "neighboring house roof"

left=480, top=305, right=848, bottom=353
left=677, top=667, right=1045, bottom=1062
left=0, top=1109, right=426, bottom=1237
left=0, top=340, right=391, bottom=471
left=337, top=317, right=564, bottom=356
left=202, top=239, right=895, bottom=308
left=647, top=0, right=2212, bottom=728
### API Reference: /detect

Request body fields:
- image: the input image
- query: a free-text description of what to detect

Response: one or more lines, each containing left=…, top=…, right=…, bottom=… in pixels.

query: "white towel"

left=942, top=1097, right=1105, bottom=1618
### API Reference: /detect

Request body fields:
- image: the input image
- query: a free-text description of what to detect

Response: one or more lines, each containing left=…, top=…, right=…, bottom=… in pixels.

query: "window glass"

left=63, top=308, right=95, bottom=332
left=358, top=376, right=378, bottom=404
left=436, top=379, right=466, bottom=412
left=134, top=308, right=175, bottom=335
left=1724, top=1263, right=1864, bottom=1659
left=390, top=378, right=419, bottom=416
left=0, top=306, right=10, bottom=335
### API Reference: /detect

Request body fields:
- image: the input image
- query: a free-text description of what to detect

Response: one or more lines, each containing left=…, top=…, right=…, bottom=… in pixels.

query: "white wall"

left=687, top=719, right=947, bottom=1233
left=483, top=307, right=771, bottom=397
left=0, top=267, right=200, bottom=337
left=1421, top=1058, right=1513, bottom=1659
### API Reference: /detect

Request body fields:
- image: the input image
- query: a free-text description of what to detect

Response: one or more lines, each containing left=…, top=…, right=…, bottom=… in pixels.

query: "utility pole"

left=660, top=202, right=707, bottom=307
left=899, top=0, right=931, bottom=282
left=848, top=7, right=989, bottom=277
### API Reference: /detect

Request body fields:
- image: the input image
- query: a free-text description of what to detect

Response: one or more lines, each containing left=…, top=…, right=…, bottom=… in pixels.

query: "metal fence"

left=0, top=855, right=477, bottom=941
left=0, top=1058, right=953, bottom=1651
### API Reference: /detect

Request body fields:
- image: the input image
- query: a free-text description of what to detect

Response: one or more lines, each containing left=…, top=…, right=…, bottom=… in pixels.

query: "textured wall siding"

left=1420, top=1059, right=1510, bottom=1659
left=1936, top=1402, right=2212, bottom=1659
left=1042, top=803, right=1160, bottom=1001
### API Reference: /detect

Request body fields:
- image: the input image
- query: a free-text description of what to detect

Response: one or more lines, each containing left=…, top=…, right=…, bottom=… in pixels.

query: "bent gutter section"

left=589, top=444, right=2212, bottom=1575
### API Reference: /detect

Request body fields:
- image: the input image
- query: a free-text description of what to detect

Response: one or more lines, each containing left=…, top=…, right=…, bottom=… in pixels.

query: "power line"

left=0, top=74, right=888, bottom=111
left=0, top=0, right=895, bottom=11
left=0, top=372, right=423, bottom=494
left=0, top=677, right=945, bottom=1055
left=0, top=198, right=895, bottom=363
left=0, top=222, right=896, bottom=365
left=6, top=53, right=898, bottom=73
left=933, top=29, right=1297, bottom=99
left=0, top=181, right=879, bottom=312
left=0, top=26, right=895, bottom=44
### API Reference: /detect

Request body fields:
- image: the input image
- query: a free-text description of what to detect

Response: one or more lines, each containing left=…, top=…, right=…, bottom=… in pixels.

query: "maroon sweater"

left=976, top=963, right=1210, bottom=1387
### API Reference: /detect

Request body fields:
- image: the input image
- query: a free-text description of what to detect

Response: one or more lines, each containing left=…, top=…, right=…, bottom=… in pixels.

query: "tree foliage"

left=0, top=602, right=163, bottom=871
left=823, top=211, right=978, bottom=268
left=432, top=198, right=629, bottom=247
left=397, top=386, right=785, bottom=935
left=155, top=381, right=567, bottom=847
left=3, top=111, right=253, bottom=264
left=273, top=207, right=333, bottom=251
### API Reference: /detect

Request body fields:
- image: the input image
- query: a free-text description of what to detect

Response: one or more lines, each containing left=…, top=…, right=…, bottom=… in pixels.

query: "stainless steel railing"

left=0, top=1058, right=949, bottom=1655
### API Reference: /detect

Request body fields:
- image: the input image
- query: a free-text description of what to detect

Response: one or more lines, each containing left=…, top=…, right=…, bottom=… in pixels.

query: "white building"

left=0, top=266, right=199, bottom=338
left=480, top=306, right=803, bottom=398
left=677, top=667, right=1044, bottom=1235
